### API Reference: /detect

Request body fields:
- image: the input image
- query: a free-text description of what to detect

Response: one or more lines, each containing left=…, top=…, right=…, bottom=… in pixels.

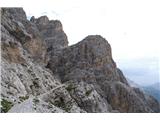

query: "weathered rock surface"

left=47, top=35, right=160, bottom=112
left=30, top=15, right=68, bottom=51
left=1, top=8, right=160, bottom=113
left=1, top=8, right=47, bottom=64
left=1, top=8, right=83, bottom=113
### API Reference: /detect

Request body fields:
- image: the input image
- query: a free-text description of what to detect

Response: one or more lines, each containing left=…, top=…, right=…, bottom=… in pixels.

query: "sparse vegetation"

left=64, top=105, right=72, bottom=112
left=54, top=97, right=65, bottom=108
left=1, top=99, right=13, bottom=113
left=33, top=97, right=39, bottom=104
left=33, top=97, right=40, bottom=110
left=53, top=97, right=71, bottom=112
left=66, top=84, right=76, bottom=92
left=85, top=89, right=92, bottom=96
left=19, top=95, right=29, bottom=102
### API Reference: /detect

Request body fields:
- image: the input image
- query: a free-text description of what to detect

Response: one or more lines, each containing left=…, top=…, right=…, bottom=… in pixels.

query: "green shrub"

left=66, top=84, right=76, bottom=92
left=1, top=99, right=13, bottom=113
left=19, top=95, right=29, bottom=102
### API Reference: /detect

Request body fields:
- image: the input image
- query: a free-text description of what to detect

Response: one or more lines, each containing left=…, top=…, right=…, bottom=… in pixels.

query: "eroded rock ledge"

left=1, top=8, right=160, bottom=113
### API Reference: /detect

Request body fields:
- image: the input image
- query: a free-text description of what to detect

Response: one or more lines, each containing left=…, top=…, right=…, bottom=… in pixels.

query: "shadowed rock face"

left=1, top=8, right=160, bottom=113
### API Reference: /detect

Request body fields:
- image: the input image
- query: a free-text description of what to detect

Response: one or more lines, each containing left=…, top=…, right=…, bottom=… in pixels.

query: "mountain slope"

left=1, top=8, right=160, bottom=113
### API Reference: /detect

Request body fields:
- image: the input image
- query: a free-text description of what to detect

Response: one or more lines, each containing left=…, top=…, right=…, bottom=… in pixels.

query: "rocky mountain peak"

left=1, top=8, right=160, bottom=113
left=32, top=15, right=49, bottom=25
left=77, top=35, right=111, bottom=62
left=30, top=16, right=68, bottom=51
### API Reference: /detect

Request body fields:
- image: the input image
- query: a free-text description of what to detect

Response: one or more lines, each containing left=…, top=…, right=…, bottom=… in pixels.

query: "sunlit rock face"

left=1, top=8, right=160, bottom=113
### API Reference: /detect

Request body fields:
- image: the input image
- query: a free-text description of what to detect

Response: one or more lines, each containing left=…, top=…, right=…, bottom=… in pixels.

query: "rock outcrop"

left=30, top=15, right=68, bottom=51
left=1, top=8, right=160, bottom=113
left=1, top=8, right=83, bottom=113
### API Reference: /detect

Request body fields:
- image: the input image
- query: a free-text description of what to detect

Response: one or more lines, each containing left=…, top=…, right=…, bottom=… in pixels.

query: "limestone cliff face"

left=47, top=35, right=159, bottom=112
left=1, top=8, right=160, bottom=113
left=30, top=15, right=68, bottom=51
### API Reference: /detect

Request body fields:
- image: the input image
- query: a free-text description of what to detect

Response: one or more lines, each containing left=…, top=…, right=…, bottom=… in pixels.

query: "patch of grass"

left=19, top=95, right=29, bottom=102
left=1, top=99, right=13, bottom=113
left=66, top=84, right=76, bottom=92
left=85, top=89, right=92, bottom=96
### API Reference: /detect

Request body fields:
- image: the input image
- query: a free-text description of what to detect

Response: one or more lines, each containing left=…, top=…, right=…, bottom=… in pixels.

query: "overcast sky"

left=1, top=0, right=160, bottom=85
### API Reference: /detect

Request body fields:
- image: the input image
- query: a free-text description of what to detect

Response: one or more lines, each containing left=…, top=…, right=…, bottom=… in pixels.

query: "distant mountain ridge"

left=149, top=83, right=160, bottom=91
left=128, top=79, right=160, bottom=102
left=142, top=83, right=160, bottom=101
